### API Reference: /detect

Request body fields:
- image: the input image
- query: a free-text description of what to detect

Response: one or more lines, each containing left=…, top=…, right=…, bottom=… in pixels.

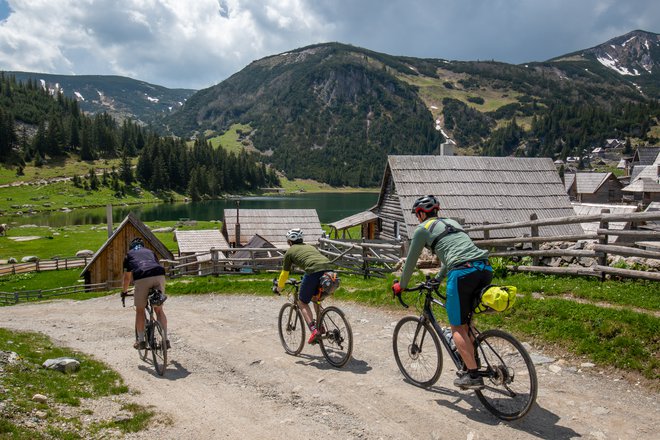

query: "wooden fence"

left=166, top=247, right=288, bottom=277
left=0, top=256, right=90, bottom=277
left=317, top=238, right=404, bottom=278
left=468, top=210, right=660, bottom=281
left=0, top=281, right=118, bottom=306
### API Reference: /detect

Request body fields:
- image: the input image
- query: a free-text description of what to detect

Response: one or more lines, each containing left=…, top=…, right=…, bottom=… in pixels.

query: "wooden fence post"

left=482, top=221, right=490, bottom=241
left=362, top=239, right=369, bottom=279
left=530, top=213, right=539, bottom=266
left=35, top=260, right=40, bottom=272
left=598, top=209, right=610, bottom=280
left=212, top=249, right=219, bottom=275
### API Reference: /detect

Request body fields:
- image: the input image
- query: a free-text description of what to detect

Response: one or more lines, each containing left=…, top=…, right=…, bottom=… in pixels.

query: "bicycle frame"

left=399, top=276, right=481, bottom=373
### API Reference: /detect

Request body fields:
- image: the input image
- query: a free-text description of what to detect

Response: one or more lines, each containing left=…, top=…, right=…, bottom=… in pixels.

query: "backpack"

left=314, top=271, right=340, bottom=302
left=473, top=285, right=516, bottom=314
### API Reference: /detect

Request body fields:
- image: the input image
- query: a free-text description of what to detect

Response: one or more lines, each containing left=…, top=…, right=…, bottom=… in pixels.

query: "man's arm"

left=399, top=227, right=428, bottom=289
left=122, top=272, right=133, bottom=293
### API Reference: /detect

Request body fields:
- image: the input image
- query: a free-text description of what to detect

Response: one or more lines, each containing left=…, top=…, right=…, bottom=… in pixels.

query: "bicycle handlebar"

left=272, top=277, right=300, bottom=295
left=395, top=276, right=442, bottom=309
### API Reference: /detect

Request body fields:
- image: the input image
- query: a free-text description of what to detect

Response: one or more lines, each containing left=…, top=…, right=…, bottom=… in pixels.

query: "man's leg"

left=135, top=307, right=146, bottom=347
left=451, top=324, right=477, bottom=369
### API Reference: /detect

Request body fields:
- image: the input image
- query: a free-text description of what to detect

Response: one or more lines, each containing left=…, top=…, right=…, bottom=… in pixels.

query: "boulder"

left=151, top=227, right=174, bottom=233
left=21, top=256, right=39, bottom=263
left=42, top=357, right=80, bottom=373
left=75, top=250, right=94, bottom=257
left=31, top=394, right=48, bottom=403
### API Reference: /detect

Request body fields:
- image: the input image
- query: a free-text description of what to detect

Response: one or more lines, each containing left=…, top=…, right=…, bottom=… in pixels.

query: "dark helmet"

left=412, top=195, right=440, bottom=214
left=129, top=237, right=144, bottom=250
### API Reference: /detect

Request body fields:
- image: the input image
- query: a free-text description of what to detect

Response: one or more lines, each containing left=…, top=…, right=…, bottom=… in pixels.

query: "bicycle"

left=121, top=288, right=168, bottom=376
left=392, top=276, right=537, bottom=420
left=273, top=278, right=353, bottom=368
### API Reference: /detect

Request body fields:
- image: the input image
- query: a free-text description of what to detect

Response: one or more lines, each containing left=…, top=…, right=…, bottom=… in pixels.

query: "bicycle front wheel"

left=278, top=303, right=305, bottom=355
left=475, top=329, right=537, bottom=420
left=318, top=306, right=353, bottom=367
left=150, top=321, right=168, bottom=376
left=392, top=316, right=442, bottom=388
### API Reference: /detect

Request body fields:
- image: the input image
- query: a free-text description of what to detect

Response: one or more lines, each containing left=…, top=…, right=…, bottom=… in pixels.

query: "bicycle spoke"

left=278, top=303, right=305, bottom=355
left=392, top=316, right=442, bottom=388
left=319, top=306, right=353, bottom=368
left=474, top=329, right=537, bottom=420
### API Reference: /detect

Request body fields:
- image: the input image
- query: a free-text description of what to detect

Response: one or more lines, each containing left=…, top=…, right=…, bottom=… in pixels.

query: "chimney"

left=235, top=200, right=241, bottom=247
left=106, top=204, right=113, bottom=238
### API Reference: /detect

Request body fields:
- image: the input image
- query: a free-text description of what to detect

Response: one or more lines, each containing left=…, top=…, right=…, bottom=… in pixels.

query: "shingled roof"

left=223, top=209, right=323, bottom=247
left=380, top=155, right=583, bottom=238
left=174, top=229, right=229, bottom=255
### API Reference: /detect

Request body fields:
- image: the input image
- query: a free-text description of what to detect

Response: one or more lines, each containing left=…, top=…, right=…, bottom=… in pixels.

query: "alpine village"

left=0, top=29, right=659, bottom=438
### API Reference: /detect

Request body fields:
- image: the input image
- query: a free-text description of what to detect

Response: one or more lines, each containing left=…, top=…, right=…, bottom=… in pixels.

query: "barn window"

left=394, top=221, right=401, bottom=240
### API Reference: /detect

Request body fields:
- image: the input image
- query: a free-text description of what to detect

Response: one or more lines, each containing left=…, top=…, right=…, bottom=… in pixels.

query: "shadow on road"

left=293, top=353, right=372, bottom=374
left=427, top=385, right=581, bottom=439
left=138, top=359, right=191, bottom=380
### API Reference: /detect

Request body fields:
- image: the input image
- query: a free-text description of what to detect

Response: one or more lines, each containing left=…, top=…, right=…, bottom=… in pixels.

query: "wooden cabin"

left=327, top=211, right=379, bottom=240
left=80, top=213, right=173, bottom=287
left=372, top=155, right=583, bottom=241
left=564, top=172, right=623, bottom=203
left=222, top=209, right=323, bottom=247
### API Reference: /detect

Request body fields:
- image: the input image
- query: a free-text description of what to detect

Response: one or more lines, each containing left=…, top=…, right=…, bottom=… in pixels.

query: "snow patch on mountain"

left=597, top=56, right=640, bottom=76
left=74, top=91, right=85, bottom=101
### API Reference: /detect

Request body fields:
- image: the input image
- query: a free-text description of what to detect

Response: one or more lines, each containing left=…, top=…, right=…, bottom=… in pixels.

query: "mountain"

left=4, top=71, right=196, bottom=125
left=165, top=43, right=444, bottom=186
left=545, top=30, right=660, bottom=98
left=165, top=34, right=659, bottom=185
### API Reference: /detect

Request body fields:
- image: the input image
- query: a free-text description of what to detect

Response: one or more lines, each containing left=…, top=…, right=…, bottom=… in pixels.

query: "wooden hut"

left=222, top=209, right=323, bottom=247
left=327, top=210, right=379, bottom=239
left=564, top=172, right=623, bottom=203
left=373, top=155, right=583, bottom=241
left=80, top=213, right=173, bottom=287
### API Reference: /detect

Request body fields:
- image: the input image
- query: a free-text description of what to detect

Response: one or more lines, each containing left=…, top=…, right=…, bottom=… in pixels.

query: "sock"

left=162, top=328, right=168, bottom=342
left=137, top=331, right=145, bottom=342
left=468, top=368, right=479, bottom=379
left=308, top=321, right=317, bottom=331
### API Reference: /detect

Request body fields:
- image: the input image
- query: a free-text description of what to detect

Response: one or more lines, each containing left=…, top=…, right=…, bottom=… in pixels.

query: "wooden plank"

left=594, top=265, right=660, bottom=281
left=508, top=265, right=602, bottom=277
left=491, top=249, right=598, bottom=258
left=474, top=234, right=600, bottom=246
left=593, top=244, right=660, bottom=259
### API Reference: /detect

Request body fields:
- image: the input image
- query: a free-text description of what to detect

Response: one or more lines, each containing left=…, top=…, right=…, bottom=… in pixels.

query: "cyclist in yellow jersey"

left=276, top=228, right=334, bottom=344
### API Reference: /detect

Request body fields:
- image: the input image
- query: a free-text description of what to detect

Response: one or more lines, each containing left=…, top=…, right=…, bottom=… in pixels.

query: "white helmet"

left=286, top=228, right=304, bottom=242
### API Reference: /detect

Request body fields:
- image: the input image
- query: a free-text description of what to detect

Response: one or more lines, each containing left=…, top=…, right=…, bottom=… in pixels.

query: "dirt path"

left=0, top=294, right=657, bottom=439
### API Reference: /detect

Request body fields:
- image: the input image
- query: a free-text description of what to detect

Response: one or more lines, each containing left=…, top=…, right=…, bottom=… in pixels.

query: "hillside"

left=4, top=71, right=196, bottom=125
left=165, top=33, right=660, bottom=186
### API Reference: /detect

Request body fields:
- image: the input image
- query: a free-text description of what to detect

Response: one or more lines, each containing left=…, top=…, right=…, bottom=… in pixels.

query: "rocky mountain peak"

left=583, top=30, right=660, bottom=76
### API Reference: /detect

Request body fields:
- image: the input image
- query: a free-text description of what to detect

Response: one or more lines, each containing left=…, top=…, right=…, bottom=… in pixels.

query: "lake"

left=5, top=192, right=380, bottom=227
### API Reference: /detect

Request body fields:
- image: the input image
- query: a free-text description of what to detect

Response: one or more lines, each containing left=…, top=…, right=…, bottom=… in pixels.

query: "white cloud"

left=0, top=0, right=657, bottom=89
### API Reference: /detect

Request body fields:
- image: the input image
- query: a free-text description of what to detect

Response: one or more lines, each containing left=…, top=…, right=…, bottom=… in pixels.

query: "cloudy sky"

left=0, top=0, right=657, bottom=90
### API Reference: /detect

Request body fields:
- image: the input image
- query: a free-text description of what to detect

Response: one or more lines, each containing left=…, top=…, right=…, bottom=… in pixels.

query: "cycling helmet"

left=411, top=195, right=440, bottom=214
left=129, top=237, right=144, bottom=250
left=285, top=228, right=304, bottom=242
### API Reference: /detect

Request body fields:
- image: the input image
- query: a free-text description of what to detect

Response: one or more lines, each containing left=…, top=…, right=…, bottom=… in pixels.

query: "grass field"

left=0, top=328, right=156, bottom=438
left=0, top=157, right=134, bottom=186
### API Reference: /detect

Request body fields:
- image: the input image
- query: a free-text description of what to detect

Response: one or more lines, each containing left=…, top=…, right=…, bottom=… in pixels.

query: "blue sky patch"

left=0, top=0, right=11, bottom=21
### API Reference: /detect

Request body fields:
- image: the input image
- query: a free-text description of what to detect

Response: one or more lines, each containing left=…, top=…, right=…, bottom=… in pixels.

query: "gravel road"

left=0, top=294, right=657, bottom=440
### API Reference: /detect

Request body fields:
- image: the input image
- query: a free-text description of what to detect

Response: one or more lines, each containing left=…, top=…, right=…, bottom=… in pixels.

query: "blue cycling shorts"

left=299, top=270, right=325, bottom=304
left=445, top=260, right=493, bottom=326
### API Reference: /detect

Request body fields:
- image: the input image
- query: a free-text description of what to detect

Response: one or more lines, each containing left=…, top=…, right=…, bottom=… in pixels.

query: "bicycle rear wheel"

left=392, top=316, right=442, bottom=388
left=278, top=302, right=305, bottom=355
left=318, top=306, right=353, bottom=367
left=475, top=329, right=537, bottom=420
left=150, top=320, right=168, bottom=376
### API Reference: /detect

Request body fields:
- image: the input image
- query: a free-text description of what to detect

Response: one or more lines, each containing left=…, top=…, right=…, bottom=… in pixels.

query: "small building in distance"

left=222, top=209, right=323, bottom=247
left=564, top=172, right=623, bottom=203
left=81, top=213, right=174, bottom=287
